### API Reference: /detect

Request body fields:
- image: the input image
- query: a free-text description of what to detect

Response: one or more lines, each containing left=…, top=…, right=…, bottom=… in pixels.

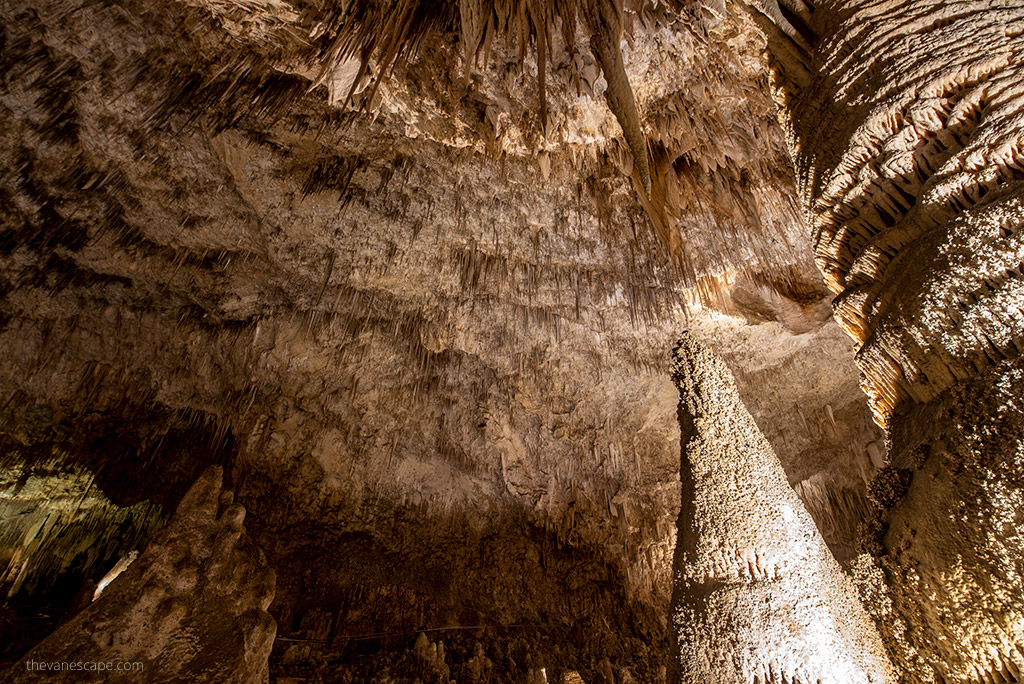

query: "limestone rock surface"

left=7, top=466, right=276, bottom=683
left=670, top=333, right=893, bottom=684
left=0, top=0, right=887, bottom=679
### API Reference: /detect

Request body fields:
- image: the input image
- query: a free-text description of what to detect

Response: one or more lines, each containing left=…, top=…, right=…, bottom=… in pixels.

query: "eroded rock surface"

left=670, top=333, right=893, bottom=684
left=775, top=0, right=1024, bottom=678
left=0, top=0, right=887, bottom=679
left=7, top=466, right=276, bottom=683
left=785, top=0, right=1024, bottom=424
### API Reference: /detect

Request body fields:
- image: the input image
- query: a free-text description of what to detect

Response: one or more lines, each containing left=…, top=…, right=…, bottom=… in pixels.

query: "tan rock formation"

left=10, top=0, right=1019, bottom=680
left=670, top=333, right=893, bottom=683
left=0, top=1, right=879, bottom=679
left=7, top=466, right=276, bottom=683
left=771, top=0, right=1024, bottom=678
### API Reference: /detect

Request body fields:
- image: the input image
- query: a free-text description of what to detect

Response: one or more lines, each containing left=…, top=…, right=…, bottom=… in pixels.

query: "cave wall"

left=0, top=0, right=885, bottom=679
left=773, top=0, right=1024, bottom=678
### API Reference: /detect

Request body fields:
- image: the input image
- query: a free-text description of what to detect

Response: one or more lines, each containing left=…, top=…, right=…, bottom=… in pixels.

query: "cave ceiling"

left=0, top=0, right=885, bottom=679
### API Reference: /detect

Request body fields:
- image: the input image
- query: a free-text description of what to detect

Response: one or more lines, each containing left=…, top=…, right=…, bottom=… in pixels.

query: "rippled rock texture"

left=778, top=0, right=1024, bottom=679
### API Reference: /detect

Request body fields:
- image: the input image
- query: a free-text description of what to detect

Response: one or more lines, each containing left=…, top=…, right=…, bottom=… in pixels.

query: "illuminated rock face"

left=13, top=0, right=1024, bottom=680
left=0, top=0, right=890, bottom=679
left=786, top=0, right=1024, bottom=425
left=777, top=0, right=1024, bottom=679
left=7, top=466, right=276, bottom=683
left=670, top=333, right=893, bottom=684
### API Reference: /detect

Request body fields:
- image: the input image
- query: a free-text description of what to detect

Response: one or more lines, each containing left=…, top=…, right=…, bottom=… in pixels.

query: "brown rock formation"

left=5, top=0, right=1020, bottom=680
left=7, top=466, right=276, bottom=683
left=771, top=0, right=1024, bottom=678
left=0, top=1, right=869, bottom=679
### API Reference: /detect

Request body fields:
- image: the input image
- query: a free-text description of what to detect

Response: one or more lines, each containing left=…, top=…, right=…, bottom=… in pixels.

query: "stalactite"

left=0, top=465, right=167, bottom=602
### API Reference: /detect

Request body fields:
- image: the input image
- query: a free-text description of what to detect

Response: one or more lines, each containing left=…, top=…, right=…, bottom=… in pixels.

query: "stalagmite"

left=669, top=333, right=893, bottom=684
left=7, top=466, right=276, bottom=683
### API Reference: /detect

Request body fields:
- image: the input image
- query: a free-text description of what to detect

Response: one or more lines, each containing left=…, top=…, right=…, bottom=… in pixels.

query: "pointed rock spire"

left=670, top=333, right=893, bottom=684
